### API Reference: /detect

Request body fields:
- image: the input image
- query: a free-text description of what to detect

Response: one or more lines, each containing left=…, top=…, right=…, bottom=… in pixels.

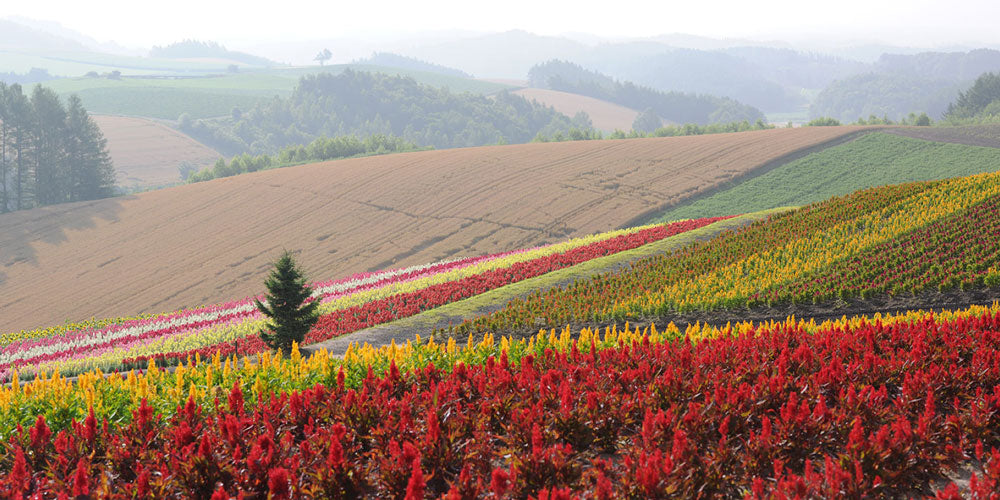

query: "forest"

left=809, top=49, right=1000, bottom=122
left=0, top=82, right=116, bottom=213
left=527, top=60, right=766, bottom=125
left=180, top=70, right=591, bottom=156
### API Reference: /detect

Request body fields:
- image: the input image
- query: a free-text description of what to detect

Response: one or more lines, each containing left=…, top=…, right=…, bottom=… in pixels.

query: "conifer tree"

left=254, top=251, right=320, bottom=353
left=0, top=82, right=8, bottom=212
left=65, top=95, right=115, bottom=201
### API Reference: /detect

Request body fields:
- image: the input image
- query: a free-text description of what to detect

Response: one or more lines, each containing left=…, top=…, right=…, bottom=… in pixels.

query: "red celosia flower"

left=405, top=460, right=425, bottom=500
left=268, top=467, right=291, bottom=500
left=72, top=458, right=89, bottom=497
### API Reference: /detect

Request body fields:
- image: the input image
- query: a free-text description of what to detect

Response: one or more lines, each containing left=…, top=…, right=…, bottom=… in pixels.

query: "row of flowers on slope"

left=117, top=217, right=729, bottom=371
left=2, top=303, right=1000, bottom=497
left=455, top=172, right=1000, bottom=335
left=0, top=217, right=730, bottom=380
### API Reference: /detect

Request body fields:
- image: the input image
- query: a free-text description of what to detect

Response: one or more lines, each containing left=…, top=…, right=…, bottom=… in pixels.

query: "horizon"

left=3, top=0, right=1000, bottom=62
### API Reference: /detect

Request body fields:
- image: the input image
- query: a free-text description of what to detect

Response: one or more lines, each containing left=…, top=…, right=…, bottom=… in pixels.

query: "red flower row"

left=7, top=308, right=1000, bottom=497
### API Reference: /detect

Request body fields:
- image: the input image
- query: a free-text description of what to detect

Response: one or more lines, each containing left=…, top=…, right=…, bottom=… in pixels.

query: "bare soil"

left=93, top=115, right=221, bottom=189
left=513, top=88, right=642, bottom=131
left=0, top=126, right=868, bottom=332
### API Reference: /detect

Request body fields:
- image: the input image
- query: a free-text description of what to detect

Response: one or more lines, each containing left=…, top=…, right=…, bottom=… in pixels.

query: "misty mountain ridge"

left=350, top=52, right=471, bottom=79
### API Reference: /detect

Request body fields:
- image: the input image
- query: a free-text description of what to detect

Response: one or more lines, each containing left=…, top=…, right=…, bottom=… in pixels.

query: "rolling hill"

left=42, top=65, right=512, bottom=120
left=0, top=126, right=863, bottom=332
left=652, top=129, right=1000, bottom=222
left=512, top=88, right=641, bottom=131
left=93, top=115, right=221, bottom=189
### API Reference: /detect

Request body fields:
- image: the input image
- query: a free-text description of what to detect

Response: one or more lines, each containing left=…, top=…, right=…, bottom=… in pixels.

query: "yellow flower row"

left=614, top=172, right=1000, bottom=314
left=0, top=314, right=157, bottom=348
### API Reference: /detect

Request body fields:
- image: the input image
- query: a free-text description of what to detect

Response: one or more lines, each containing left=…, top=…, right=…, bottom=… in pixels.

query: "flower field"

left=456, top=171, right=1000, bottom=335
left=6, top=167, right=1000, bottom=497
left=2, top=304, right=1000, bottom=497
left=0, top=217, right=730, bottom=380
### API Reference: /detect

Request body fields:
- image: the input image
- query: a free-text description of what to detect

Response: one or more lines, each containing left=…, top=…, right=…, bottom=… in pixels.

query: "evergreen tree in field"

left=0, top=82, right=9, bottom=212
left=65, top=95, right=116, bottom=201
left=3, top=84, right=32, bottom=210
left=254, top=251, right=320, bottom=353
left=31, top=85, right=68, bottom=205
left=0, top=84, right=115, bottom=212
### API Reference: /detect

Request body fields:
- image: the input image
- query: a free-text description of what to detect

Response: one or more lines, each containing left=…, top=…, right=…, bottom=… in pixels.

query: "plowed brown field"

left=93, top=115, right=221, bottom=189
left=0, top=126, right=867, bottom=332
left=513, top=88, right=642, bottom=131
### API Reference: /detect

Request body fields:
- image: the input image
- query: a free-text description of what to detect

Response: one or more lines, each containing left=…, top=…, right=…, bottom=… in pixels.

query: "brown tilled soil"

left=885, top=124, right=1000, bottom=148
left=0, top=126, right=869, bottom=332
left=513, top=88, right=642, bottom=131
left=93, top=115, right=221, bottom=189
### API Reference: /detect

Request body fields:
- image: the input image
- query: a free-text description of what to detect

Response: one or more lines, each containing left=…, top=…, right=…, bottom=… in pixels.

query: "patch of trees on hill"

left=0, top=83, right=116, bottom=212
left=527, top=60, right=766, bottom=125
left=810, top=73, right=960, bottom=123
left=810, top=49, right=1000, bottom=122
left=149, top=40, right=276, bottom=67
left=944, top=72, right=1000, bottom=123
left=0, top=68, right=54, bottom=86
left=187, top=134, right=427, bottom=182
left=181, top=69, right=591, bottom=155
left=352, top=53, right=472, bottom=78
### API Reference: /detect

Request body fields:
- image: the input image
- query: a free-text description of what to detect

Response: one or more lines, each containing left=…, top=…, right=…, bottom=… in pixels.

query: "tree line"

left=944, top=72, right=1000, bottom=123
left=1, top=83, right=116, bottom=213
left=187, top=134, right=427, bottom=183
left=531, top=119, right=774, bottom=143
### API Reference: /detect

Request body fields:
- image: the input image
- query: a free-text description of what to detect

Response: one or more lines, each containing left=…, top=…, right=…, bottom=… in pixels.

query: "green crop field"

left=0, top=49, right=249, bottom=76
left=653, top=131, right=1000, bottom=221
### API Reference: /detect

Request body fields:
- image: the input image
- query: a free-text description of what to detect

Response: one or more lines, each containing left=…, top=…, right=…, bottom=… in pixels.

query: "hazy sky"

left=5, top=0, right=1000, bottom=49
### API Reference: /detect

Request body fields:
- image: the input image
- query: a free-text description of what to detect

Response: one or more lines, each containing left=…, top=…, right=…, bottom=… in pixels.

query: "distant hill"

left=402, top=33, right=862, bottom=113
left=0, top=19, right=85, bottom=51
left=403, top=30, right=589, bottom=78
left=527, top=60, right=765, bottom=125
left=4, top=16, right=139, bottom=55
left=92, top=115, right=221, bottom=189
left=149, top=40, right=277, bottom=67
left=810, top=49, right=1000, bottom=122
left=351, top=52, right=471, bottom=78
left=181, top=69, right=592, bottom=155
left=512, top=88, right=640, bottom=131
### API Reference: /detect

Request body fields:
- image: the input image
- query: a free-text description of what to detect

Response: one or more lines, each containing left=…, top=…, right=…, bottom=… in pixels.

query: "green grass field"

left=653, top=132, right=1000, bottom=222
left=40, top=64, right=512, bottom=119
left=0, top=49, right=250, bottom=76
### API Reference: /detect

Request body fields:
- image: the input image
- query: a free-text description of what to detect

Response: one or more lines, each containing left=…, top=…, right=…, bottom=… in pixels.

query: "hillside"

left=0, top=126, right=863, bottom=332
left=458, top=169, right=1000, bottom=336
left=42, top=65, right=511, bottom=121
left=512, top=88, right=640, bottom=131
left=653, top=130, right=1000, bottom=222
left=4, top=168, right=1000, bottom=497
left=92, top=115, right=221, bottom=189
left=527, top=60, right=765, bottom=125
